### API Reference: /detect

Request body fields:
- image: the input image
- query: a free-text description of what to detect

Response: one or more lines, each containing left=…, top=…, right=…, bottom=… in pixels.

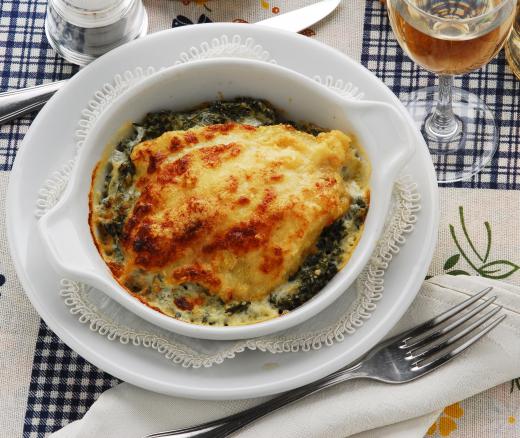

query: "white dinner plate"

left=6, top=24, right=439, bottom=400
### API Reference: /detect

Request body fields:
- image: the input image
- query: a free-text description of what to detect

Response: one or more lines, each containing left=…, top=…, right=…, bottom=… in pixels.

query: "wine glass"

left=386, top=0, right=517, bottom=183
left=505, top=3, right=520, bottom=79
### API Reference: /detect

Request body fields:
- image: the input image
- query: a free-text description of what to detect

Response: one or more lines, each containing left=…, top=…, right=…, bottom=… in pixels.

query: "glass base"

left=403, top=86, right=498, bottom=184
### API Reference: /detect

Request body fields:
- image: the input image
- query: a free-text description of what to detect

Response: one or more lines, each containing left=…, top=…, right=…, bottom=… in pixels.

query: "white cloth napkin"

left=51, top=275, right=520, bottom=438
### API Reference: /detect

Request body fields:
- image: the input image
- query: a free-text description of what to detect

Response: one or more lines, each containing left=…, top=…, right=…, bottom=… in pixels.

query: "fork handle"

left=0, top=80, right=67, bottom=124
left=146, top=363, right=364, bottom=438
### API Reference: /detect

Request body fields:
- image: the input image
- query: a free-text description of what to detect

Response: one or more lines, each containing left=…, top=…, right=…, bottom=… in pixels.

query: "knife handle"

left=0, top=80, right=67, bottom=125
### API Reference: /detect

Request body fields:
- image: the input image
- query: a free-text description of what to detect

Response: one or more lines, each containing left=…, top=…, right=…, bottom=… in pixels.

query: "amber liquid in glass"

left=505, top=3, right=520, bottom=78
left=387, top=0, right=515, bottom=75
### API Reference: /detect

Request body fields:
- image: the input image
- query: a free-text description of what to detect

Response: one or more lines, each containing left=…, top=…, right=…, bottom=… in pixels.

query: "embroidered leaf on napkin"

left=445, top=206, right=519, bottom=280
left=446, top=269, right=470, bottom=276
left=478, top=260, right=520, bottom=279
left=444, top=254, right=460, bottom=270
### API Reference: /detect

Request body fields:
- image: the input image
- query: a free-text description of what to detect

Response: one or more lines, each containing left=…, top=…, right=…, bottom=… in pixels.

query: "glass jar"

left=45, top=0, right=148, bottom=66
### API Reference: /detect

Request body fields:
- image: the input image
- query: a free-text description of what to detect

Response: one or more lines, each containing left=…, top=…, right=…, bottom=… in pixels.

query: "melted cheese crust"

left=103, top=123, right=353, bottom=303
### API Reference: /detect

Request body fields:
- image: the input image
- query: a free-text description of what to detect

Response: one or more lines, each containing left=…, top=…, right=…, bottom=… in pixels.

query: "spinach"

left=139, top=98, right=278, bottom=140
left=96, top=216, right=125, bottom=242
left=348, top=197, right=368, bottom=230
left=270, top=218, right=346, bottom=312
left=96, top=97, right=366, bottom=320
left=225, top=301, right=251, bottom=315
left=289, top=120, right=327, bottom=136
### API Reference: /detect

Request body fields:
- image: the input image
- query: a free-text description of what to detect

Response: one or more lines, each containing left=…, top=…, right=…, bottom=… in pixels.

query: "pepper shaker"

left=45, top=0, right=148, bottom=66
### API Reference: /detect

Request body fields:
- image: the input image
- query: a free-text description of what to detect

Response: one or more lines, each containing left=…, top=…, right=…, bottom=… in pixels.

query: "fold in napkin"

left=51, top=275, right=520, bottom=438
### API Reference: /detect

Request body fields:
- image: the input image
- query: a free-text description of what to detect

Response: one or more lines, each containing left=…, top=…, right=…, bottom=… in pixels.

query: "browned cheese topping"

left=116, top=123, right=352, bottom=303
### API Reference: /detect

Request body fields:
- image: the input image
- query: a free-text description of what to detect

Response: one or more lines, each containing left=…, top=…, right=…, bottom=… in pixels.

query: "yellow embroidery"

left=260, top=0, right=270, bottom=9
left=427, top=403, right=465, bottom=437
left=181, top=0, right=209, bottom=7
left=439, top=416, right=458, bottom=436
left=443, top=403, right=464, bottom=419
left=509, top=416, right=516, bottom=424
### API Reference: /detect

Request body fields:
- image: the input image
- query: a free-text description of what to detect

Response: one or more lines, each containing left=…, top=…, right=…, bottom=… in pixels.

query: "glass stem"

left=425, top=75, right=459, bottom=139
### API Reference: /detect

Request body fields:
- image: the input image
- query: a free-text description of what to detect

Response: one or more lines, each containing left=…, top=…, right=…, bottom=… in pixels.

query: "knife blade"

left=0, top=0, right=341, bottom=124
left=256, top=0, right=340, bottom=33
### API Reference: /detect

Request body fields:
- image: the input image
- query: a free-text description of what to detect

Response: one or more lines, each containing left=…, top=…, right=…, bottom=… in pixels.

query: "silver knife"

left=257, top=0, right=340, bottom=33
left=0, top=0, right=341, bottom=125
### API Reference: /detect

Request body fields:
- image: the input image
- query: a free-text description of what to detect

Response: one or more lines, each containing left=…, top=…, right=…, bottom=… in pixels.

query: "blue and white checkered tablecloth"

left=361, top=1, right=520, bottom=189
left=1, top=1, right=519, bottom=437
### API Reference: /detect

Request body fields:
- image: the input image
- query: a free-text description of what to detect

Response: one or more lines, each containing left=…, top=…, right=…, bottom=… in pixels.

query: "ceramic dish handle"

left=38, top=201, right=112, bottom=291
left=346, top=100, right=415, bottom=179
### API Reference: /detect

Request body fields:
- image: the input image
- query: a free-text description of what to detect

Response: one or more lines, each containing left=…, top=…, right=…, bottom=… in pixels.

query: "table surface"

left=0, top=1, right=519, bottom=437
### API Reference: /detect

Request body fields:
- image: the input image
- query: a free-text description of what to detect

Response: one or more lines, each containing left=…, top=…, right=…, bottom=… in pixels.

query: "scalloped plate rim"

left=6, top=23, right=439, bottom=400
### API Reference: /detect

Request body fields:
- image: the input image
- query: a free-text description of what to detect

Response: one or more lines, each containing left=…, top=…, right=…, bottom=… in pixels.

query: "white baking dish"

left=38, top=58, right=413, bottom=340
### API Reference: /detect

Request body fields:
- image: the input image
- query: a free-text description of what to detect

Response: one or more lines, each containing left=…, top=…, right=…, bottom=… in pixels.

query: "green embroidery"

left=444, top=207, right=520, bottom=395
left=444, top=206, right=520, bottom=279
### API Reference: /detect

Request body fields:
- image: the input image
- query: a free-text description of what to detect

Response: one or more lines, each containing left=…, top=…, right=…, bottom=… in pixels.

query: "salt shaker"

left=45, top=0, right=148, bottom=66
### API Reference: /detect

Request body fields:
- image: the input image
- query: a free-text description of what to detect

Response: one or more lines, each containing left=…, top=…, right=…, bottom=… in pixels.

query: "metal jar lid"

left=45, top=0, right=148, bottom=66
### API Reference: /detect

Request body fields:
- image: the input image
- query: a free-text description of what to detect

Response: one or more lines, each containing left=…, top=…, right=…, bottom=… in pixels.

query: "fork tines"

left=400, top=287, right=506, bottom=372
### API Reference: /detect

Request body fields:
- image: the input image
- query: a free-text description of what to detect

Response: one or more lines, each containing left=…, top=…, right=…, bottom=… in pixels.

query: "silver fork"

left=145, top=287, right=504, bottom=438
